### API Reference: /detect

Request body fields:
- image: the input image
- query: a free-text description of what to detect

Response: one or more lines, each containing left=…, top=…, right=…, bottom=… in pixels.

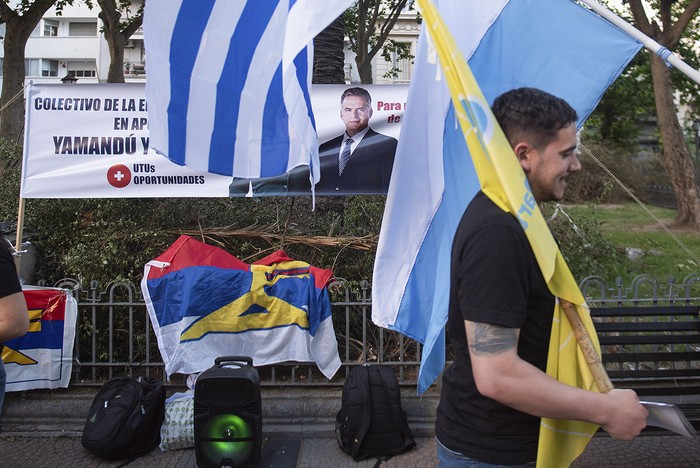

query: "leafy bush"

left=542, top=202, right=625, bottom=282
left=564, top=142, right=668, bottom=205
left=0, top=138, right=23, bottom=225
left=0, top=143, right=383, bottom=286
left=1, top=133, right=632, bottom=288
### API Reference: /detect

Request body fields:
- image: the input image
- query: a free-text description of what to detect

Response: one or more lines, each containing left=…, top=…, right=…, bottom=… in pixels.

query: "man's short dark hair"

left=341, top=87, right=372, bottom=105
left=492, top=87, right=577, bottom=150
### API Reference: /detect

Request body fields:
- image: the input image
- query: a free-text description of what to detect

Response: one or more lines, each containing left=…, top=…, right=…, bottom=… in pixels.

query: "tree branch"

left=667, top=0, right=700, bottom=47
left=368, top=1, right=406, bottom=60
left=626, top=0, right=654, bottom=36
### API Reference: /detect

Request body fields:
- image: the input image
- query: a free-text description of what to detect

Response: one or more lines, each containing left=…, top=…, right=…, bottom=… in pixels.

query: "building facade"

left=0, top=3, right=145, bottom=86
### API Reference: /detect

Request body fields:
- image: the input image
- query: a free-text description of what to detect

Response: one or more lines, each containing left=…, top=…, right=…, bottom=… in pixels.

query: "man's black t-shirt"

left=0, top=241, right=21, bottom=298
left=435, top=192, right=555, bottom=465
left=1, top=240, right=22, bottom=350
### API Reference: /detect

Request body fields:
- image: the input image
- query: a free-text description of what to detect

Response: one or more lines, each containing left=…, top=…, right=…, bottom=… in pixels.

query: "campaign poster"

left=21, top=83, right=408, bottom=198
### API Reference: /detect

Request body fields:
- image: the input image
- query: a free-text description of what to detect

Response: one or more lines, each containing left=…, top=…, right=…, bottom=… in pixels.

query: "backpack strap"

left=376, top=367, right=415, bottom=448
left=351, top=366, right=373, bottom=459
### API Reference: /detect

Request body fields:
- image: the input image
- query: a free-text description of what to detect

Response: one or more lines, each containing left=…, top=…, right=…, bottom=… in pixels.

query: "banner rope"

left=0, top=86, right=25, bottom=114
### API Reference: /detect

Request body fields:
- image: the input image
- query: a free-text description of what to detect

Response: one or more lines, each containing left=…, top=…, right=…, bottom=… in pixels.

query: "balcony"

left=124, top=61, right=146, bottom=76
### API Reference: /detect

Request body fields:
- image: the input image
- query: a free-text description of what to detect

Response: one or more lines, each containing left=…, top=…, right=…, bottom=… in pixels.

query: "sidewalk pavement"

left=2, top=386, right=700, bottom=467
left=1, top=433, right=700, bottom=467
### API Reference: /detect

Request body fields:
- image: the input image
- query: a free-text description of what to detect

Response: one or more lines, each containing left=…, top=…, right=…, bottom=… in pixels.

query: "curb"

left=1, top=386, right=440, bottom=439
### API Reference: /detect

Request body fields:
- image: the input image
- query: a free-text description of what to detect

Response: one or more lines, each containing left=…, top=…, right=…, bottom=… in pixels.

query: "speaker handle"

left=214, top=356, right=253, bottom=368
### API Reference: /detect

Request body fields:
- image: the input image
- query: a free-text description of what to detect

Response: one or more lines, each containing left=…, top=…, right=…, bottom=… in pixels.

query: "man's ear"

left=513, top=142, right=531, bottom=172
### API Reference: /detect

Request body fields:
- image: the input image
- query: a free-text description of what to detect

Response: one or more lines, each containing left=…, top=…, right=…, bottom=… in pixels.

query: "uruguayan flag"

left=372, top=0, right=641, bottom=395
left=144, top=0, right=352, bottom=180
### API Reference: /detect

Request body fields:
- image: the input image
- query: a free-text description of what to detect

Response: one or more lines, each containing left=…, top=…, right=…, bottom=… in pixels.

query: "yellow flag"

left=415, top=0, right=603, bottom=465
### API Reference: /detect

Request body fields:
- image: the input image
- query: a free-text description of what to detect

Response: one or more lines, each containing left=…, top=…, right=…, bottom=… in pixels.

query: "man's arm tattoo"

left=469, top=323, right=517, bottom=355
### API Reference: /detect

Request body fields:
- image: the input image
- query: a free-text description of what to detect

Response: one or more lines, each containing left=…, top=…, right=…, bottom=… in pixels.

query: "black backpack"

left=81, top=376, right=166, bottom=461
left=335, top=365, right=415, bottom=463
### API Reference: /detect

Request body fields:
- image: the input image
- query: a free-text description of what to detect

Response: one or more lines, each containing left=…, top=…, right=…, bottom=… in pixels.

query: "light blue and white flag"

left=144, top=0, right=352, bottom=181
left=371, top=0, right=642, bottom=394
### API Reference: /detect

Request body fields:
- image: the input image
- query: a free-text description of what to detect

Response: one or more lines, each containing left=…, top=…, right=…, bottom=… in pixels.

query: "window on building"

left=72, top=69, right=96, bottom=78
left=25, top=59, right=41, bottom=77
left=68, top=21, right=97, bottom=37
left=392, top=55, right=411, bottom=83
left=374, top=41, right=414, bottom=84
left=41, top=59, right=59, bottom=77
left=67, top=60, right=97, bottom=78
left=44, top=19, right=59, bottom=37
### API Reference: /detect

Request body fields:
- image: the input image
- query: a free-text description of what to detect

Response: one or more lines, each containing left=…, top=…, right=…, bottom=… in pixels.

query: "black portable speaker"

left=194, top=356, right=262, bottom=468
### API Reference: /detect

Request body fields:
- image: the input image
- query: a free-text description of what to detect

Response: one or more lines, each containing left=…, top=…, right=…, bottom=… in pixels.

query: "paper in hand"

left=641, top=401, right=697, bottom=437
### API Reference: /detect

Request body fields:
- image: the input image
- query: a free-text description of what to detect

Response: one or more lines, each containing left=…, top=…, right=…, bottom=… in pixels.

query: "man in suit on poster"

left=315, top=87, right=397, bottom=194
left=228, top=86, right=398, bottom=196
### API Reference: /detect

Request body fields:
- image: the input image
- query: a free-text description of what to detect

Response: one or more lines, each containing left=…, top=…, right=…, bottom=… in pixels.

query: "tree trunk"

left=650, top=55, right=700, bottom=228
left=98, top=0, right=126, bottom=83
left=356, top=57, right=374, bottom=84
left=313, top=16, right=346, bottom=84
left=0, top=0, right=58, bottom=142
left=0, top=25, right=29, bottom=143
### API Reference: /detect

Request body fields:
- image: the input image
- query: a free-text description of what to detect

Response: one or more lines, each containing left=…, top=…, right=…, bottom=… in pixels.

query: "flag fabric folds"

left=372, top=0, right=641, bottom=465
left=3, top=287, right=77, bottom=392
left=144, top=0, right=352, bottom=181
left=372, top=0, right=641, bottom=394
left=142, top=235, right=341, bottom=379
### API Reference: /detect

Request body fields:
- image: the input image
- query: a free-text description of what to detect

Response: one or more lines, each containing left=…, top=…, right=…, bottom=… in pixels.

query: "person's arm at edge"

left=0, top=291, right=29, bottom=342
left=466, top=320, right=648, bottom=440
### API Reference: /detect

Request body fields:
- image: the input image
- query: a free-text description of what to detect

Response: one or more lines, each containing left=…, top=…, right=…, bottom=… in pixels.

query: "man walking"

left=435, top=88, right=647, bottom=467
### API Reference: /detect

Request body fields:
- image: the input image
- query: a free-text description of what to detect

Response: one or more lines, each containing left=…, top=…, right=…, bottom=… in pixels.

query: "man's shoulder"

left=320, top=134, right=344, bottom=151
left=366, top=127, right=397, bottom=144
left=462, top=193, right=521, bottom=232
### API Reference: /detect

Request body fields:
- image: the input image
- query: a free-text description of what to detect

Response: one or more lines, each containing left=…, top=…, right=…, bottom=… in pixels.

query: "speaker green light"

left=200, top=413, right=254, bottom=465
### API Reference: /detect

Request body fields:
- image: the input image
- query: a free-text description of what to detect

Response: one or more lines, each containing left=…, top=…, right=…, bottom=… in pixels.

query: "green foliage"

left=344, top=1, right=409, bottom=53
left=0, top=145, right=384, bottom=286
left=588, top=1, right=700, bottom=150
left=380, top=40, right=413, bottom=80
left=563, top=141, right=668, bottom=205
left=584, top=54, right=656, bottom=149
left=560, top=203, right=700, bottom=283
left=344, top=0, right=415, bottom=82
left=664, top=0, right=700, bottom=112
left=542, top=203, right=625, bottom=282
left=0, top=138, right=22, bottom=221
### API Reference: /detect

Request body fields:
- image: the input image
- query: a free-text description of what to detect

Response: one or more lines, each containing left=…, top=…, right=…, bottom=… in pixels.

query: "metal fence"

left=39, top=273, right=700, bottom=388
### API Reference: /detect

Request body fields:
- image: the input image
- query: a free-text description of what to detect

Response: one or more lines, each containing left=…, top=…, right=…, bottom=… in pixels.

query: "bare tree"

left=95, top=0, right=143, bottom=83
left=624, top=0, right=700, bottom=228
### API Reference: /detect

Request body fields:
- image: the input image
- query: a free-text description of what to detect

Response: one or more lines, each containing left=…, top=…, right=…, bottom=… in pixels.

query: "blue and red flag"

left=142, top=235, right=341, bottom=378
left=3, top=287, right=77, bottom=391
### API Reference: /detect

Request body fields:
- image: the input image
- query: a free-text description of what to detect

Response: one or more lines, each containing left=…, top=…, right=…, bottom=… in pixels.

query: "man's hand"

left=599, top=389, right=648, bottom=440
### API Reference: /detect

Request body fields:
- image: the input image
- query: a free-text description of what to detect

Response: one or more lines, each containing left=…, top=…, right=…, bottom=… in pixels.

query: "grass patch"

left=556, top=203, right=700, bottom=284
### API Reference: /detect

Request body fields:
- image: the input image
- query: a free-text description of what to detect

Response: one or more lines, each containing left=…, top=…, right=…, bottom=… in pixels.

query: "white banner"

left=21, top=83, right=407, bottom=198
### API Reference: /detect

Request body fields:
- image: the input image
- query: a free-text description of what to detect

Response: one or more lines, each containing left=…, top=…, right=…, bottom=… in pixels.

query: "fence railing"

left=38, top=273, right=700, bottom=388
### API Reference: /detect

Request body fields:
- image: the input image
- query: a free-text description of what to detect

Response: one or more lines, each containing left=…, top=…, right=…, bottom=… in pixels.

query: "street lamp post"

left=60, top=72, right=78, bottom=84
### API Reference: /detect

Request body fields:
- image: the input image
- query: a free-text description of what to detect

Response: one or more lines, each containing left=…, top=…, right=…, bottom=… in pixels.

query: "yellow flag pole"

left=560, top=298, right=614, bottom=394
